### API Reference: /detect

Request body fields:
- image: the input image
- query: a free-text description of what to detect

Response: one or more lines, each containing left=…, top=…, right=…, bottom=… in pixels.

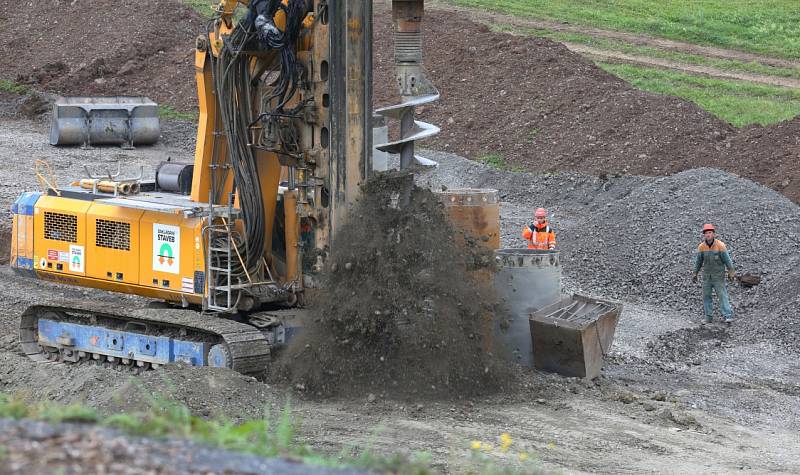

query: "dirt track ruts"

left=427, top=0, right=800, bottom=70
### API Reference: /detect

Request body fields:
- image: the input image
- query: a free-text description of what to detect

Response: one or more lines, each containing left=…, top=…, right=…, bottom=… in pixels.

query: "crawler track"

left=19, top=299, right=271, bottom=374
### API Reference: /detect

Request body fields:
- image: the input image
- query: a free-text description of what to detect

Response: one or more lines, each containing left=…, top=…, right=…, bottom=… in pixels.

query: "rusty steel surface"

left=530, top=294, right=622, bottom=379
left=436, top=188, right=500, bottom=250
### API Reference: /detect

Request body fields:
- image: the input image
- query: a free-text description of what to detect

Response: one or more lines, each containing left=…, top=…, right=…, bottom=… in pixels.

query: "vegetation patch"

left=599, top=63, right=800, bottom=127
left=159, top=105, right=198, bottom=122
left=478, top=153, right=526, bottom=172
left=489, top=23, right=800, bottom=80
left=183, top=0, right=216, bottom=18
left=0, top=391, right=541, bottom=474
left=0, top=79, right=29, bottom=95
left=447, top=0, right=800, bottom=60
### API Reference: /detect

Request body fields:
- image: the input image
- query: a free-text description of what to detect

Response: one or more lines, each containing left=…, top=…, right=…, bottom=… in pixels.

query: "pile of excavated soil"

left=274, top=172, right=509, bottom=398
left=0, top=0, right=204, bottom=109
left=374, top=13, right=733, bottom=172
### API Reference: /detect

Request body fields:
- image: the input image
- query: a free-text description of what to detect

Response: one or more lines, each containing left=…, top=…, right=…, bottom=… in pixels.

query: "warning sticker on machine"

left=69, top=245, right=84, bottom=273
left=181, top=277, right=194, bottom=293
left=153, top=224, right=180, bottom=274
left=47, top=249, right=70, bottom=263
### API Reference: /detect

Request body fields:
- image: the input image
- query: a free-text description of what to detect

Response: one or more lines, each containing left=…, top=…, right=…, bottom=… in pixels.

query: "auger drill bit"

left=375, top=0, right=440, bottom=171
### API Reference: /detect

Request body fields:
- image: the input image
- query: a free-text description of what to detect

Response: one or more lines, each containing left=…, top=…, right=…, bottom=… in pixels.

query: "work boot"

left=724, top=316, right=733, bottom=326
left=702, top=316, right=713, bottom=325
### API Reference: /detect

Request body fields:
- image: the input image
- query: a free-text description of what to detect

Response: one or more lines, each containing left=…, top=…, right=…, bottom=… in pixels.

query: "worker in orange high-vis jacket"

left=522, top=208, right=556, bottom=250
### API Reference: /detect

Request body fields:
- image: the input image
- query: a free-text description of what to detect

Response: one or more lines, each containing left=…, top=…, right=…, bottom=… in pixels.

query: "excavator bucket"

left=49, top=96, right=160, bottom=147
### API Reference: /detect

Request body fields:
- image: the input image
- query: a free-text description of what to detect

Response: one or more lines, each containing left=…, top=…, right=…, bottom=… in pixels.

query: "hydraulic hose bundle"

left=249, top=0, right=308, bottom=113
left=209, top=24, right=264, bottom=279
left=206, top=0, right=309, bottom=283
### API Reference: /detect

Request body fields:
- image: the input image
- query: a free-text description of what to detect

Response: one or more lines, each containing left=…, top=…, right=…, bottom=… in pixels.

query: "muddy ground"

left=0, top=113, right=798, bottom=473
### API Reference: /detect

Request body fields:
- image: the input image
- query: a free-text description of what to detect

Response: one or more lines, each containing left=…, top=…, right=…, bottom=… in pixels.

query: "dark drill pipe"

left=393, top=0, right=424, bottom=169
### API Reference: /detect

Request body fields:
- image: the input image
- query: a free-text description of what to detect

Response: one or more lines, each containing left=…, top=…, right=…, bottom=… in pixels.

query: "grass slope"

left=489, top=24, right=800, bottom=80
left=599, top=63, right=800, bottom=127
left=447, top=0, right=800, bottom=60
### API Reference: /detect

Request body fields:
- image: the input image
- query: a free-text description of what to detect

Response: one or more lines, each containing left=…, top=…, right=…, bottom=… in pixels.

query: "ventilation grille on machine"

left=43, top=212, right=78, bottom=243
left=96, top=219, right=131, bottom=251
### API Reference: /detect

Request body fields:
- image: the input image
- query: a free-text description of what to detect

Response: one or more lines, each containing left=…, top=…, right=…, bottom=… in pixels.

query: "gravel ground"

left=414, top=149, right=800, bottom=433
left=0, top=115, right=798, bottom=473
left=417, top=150, right=800, bottom=350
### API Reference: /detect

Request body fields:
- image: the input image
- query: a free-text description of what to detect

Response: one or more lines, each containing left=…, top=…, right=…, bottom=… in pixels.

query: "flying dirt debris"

left=5, top=0, right=469, bottom=377
left=276, top=171, right=512, bottom=398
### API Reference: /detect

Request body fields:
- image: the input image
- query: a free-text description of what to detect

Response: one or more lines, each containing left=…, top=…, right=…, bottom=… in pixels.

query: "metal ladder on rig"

left=204, top=200, right=239, bottom=313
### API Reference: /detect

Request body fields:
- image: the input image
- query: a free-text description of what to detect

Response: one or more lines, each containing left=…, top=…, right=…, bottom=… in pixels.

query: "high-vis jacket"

left=694, top=239, right=734, bottom=276
left=522, top=221, right=556, bottom=250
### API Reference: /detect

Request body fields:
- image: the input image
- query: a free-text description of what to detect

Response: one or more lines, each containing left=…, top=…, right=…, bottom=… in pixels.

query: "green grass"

left=447, top=0, right=800, bottom=60
left=598, top=62, right=800, bottom=126
left=489, top=23, right=800, bottom=80
left=526, top=127, right=540, bottom=143
left=0, top=79, right=30, bottom=95
left=159, top=105, right=198, bottom=121
left=0, top=391, right=432, bottom=472
left=183, top=0, right=216, bottom=18
left=183, top=0, right=247, bottom=21
left=478, top=153, right=526, bottom=172
left=0, top=391, right=545, bottom=474
left=104, top=395, right=316, bottom=460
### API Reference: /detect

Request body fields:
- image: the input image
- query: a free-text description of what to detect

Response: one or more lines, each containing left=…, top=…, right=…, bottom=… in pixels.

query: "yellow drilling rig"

left=9, top=0, right=439, bottom=373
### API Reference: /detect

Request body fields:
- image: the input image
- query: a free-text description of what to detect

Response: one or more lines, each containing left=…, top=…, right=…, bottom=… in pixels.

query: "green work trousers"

left=702, top=274, right=732, bottom=321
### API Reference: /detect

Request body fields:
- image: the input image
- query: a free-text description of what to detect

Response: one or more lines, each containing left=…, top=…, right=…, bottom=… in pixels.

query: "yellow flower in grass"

left=470, top=440, right=482, bottom=450
left=519, top=452, right=529, bottom=462
left=500, top=433, right=513, bottom=452
left=482, top=443, right=494, bottom=453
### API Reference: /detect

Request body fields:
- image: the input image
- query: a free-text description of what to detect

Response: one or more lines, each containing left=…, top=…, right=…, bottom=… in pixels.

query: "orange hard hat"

left=702, top=223, right=716, bottom=233
left=535, top=208, right=547, bottom=218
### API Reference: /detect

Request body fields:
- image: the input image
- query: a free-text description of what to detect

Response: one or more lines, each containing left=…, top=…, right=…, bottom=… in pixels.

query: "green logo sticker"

left=153, top=224, right=180, bottom=274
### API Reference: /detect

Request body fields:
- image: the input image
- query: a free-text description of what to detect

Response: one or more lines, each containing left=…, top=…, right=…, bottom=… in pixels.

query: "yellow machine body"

left=28, top=194, right=204, bottom=305
left=8, top=1, right=436, bottom=373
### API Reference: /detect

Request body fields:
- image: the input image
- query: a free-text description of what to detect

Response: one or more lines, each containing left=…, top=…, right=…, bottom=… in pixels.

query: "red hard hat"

left=535, top=208, right=547, bottom=218
left=702, top=223, right=716, bottom=233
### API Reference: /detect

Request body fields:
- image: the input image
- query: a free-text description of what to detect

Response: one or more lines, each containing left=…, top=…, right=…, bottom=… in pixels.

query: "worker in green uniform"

left=692, top=223, right=735, bottom=325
